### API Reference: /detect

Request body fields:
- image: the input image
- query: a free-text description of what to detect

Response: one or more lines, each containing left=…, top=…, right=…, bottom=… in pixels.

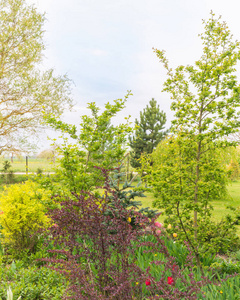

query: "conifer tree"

left=129, top=98, right=167, bottom=168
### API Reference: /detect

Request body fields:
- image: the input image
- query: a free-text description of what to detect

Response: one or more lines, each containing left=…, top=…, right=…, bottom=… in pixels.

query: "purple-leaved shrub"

left=43, top=169, right=212, bottom=299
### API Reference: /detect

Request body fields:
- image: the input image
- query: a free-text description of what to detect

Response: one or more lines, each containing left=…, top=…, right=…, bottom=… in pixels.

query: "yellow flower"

left=136, top=282, right=139, bottom=285
left=155, top=254, right=157, bottom=256
left=173, top=233, right=177, bottom=238
left=220, top=291, right=223, bottom=294
left=128, top=217, right=131, bottom=223
left=167, top=224, right=172, bottom=229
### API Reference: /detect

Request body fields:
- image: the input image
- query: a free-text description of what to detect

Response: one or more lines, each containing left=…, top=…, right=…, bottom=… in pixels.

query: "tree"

left=45, top=93, right=133, bottom=193
left=0, top=0, right=72, bottom=153
left=151, top=12, right=240, bottom=267
left=129, top=98, right=167, bottom=168
left=150, top=136, right=233, bottom=262
left=37, top=147, right=57, bottom=162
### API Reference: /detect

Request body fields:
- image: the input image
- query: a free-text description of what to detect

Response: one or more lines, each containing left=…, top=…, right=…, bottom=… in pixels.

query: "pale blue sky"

left=27, top=0, right=240, bottom=150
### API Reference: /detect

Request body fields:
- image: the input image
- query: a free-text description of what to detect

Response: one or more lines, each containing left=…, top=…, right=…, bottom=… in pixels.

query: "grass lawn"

left=138, top=180, right=240, bottom=233
left=0, top=157, right=56, bottom=173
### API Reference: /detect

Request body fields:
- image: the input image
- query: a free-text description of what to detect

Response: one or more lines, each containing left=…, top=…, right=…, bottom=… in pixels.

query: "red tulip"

left=145, top=279, right=151, bottom=286
left=167, top=277, right=174, bottom=285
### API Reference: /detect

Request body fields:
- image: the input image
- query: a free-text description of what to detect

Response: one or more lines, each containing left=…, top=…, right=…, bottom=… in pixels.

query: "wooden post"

left=26, top=156, right=28, bottom=175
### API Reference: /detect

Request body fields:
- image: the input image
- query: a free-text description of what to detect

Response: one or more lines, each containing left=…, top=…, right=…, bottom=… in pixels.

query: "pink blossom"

left=154, top=222, right=163, bottom=228
left=156, top=230, right=161, bottom=234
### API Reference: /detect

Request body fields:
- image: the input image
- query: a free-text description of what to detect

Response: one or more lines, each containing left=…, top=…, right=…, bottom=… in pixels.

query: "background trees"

left=0, top=0, right=72, bottom=154
left=129, top=98, right=167, bottom=168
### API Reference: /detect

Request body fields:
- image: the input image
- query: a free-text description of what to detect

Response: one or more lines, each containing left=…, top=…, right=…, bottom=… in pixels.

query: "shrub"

left=43, top=169, right=212, bottom=300
left=36, top=167, right=43, bottom=175
left=1, top=160, right=14, bottom=185
left=0, top=181, right=52, bottom=257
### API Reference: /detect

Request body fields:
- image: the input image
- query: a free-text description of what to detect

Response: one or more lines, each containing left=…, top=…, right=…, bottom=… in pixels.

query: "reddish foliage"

left=42, top=168, right=211, bottom=300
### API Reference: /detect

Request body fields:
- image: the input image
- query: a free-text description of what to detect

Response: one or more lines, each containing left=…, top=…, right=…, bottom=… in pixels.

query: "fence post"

left=26, top=156, right=28, bottom=175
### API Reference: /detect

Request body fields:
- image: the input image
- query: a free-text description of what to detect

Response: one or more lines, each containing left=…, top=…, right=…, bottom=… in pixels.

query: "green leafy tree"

left=151, top=12, right=240, bottom=267
left=129, top=98, right=167, bottom=168
left=150, top=136, right=238, bottom=260
left=0, top=0, right=72, bottom=153
left=45, top=93, right=133, bottom=193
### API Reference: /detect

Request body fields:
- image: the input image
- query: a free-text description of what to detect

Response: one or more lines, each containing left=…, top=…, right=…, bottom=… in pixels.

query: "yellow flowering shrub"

left=0, top=181, right=52, bottom=254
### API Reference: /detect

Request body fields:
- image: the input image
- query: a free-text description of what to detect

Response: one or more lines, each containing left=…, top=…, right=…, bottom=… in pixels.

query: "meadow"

left=0, top=157, right=55, bottom=173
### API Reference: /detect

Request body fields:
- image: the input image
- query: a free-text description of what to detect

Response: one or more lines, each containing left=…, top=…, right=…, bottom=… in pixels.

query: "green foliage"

left=211, top=258, right=240, bottom=275
left=0, top=181, right=52, bottom=257
left=150, top=135, right=240, bottom=259
left=151, top=12, right=240, bottom=269
left=5, top=286, right=21, bottom=300
left=129, top=98, right=167, bottom=168
left=0, top=261, right=67, bottom=300
left=200, top=275, right=240, bottom=300
left=1, top=161, right=14, bottom=184
left=45, top=93, right=133, bottom=193
left=36, top=167, right=43, bottom=175
left=227, top=160, right=240, bottom=181
left=154, top=12, right=240, bottom=140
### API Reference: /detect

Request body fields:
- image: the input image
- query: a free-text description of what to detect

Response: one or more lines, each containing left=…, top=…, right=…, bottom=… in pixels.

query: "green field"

left=0, top=157, right=56, bottom=173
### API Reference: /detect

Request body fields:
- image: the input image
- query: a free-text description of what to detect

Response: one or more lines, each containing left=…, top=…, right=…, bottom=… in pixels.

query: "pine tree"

left=129, top=98, right=167, bottom=168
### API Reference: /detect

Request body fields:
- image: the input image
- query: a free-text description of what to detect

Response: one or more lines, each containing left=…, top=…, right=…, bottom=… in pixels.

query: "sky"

left=27, top=0, right=240, bottom=152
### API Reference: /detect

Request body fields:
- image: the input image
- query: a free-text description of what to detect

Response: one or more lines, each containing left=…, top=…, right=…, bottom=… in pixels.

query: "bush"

left=1, top=160, right=14, bottom=185
left=43, top=169, right=212, bottom=300
left=0, top=181, right=52, bottom=257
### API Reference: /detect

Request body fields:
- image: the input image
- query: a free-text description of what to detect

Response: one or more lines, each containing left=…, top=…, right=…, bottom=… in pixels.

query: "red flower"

left=145, top=279, right=151, bottom=286
left=172, top=264, right=177, bottom=271
left=167, top=277, right=174, bottom=285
